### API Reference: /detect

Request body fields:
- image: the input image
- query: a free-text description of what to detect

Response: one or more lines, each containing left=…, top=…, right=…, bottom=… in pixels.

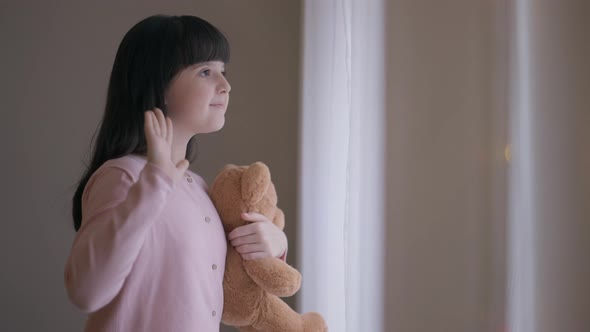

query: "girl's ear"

left=241, top=162, right=271, bottom=206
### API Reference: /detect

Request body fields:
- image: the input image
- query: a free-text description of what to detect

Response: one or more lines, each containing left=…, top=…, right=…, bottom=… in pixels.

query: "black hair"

left=71, top=14, right=230, bottom=231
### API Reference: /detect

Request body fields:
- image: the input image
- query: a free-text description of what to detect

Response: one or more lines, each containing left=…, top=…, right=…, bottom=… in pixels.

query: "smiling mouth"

left=210, top=104, right=225, bottom=108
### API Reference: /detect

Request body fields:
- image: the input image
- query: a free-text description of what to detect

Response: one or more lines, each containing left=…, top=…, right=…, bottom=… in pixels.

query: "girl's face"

left=164, top=60, right=231, bottom=136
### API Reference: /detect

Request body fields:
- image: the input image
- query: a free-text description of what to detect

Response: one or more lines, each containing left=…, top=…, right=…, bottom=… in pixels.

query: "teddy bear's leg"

left=250, top=296, right=304, bottom=332
left=237, top=325, right=258, bottom=332
left=301, top=312, right=328, bottom=332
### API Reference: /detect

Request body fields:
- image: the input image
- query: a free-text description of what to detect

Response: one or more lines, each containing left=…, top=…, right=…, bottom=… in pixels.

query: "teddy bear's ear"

left=241, top=162, right=271, bottom=205
left=222, top=164, right=237, bottom=171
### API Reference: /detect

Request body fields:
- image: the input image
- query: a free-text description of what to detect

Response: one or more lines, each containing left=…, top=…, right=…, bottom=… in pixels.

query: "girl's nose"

left=218, top=76, right=231, bottom=94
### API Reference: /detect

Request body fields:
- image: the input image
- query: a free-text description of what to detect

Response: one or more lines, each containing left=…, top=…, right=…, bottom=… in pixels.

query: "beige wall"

left=530, top=2, right=590, bottom=331
left=384, top=1, right=506, bottom=331
left=0, top=1, right=301, bottom=331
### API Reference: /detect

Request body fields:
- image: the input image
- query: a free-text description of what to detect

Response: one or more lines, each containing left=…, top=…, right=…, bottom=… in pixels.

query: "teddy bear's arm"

left=243, top=258, right=302, bottom=297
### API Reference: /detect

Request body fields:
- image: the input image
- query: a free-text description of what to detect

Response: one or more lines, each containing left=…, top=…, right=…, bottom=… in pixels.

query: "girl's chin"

left=213, top=117, right=226, bottom=131
left=195, top=118, right=225, bottom=134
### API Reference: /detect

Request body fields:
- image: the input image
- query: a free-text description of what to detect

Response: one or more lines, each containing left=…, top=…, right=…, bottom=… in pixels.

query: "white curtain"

left=298, top=0, right=385, bottom=331
left=298, top=0, right=589, bottom=331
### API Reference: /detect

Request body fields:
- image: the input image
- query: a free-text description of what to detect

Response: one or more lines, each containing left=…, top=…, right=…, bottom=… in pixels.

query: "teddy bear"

left=208, top=161, right=328, bottom=332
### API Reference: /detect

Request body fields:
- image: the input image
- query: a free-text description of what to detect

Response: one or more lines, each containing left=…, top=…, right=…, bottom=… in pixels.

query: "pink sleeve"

left=64, top=162, right=174, bottom=313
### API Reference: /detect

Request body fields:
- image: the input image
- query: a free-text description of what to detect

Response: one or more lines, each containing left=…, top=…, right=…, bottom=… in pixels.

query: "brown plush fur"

left=209, top=162, right=327, bottom=332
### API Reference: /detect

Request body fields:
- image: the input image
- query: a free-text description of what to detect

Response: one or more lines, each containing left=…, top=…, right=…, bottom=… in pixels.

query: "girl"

left=64, top=14, right=288, bottom=331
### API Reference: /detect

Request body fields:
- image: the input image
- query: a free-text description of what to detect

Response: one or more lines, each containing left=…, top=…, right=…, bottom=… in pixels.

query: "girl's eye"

left=199, top=69, right=227, bottom=77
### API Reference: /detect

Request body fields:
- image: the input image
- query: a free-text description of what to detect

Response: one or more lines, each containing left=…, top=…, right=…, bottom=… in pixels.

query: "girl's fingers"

left=228, top=224, right=258, bottom=241
left=150, top=111, right=160, bottom=136
left=146, top=111, right=156, bottom=138
left=230, top=234, right=259, bottom=247
left=241, top=212, right=268, bottom=223
left=235, top=243, right=264, bottom=254
left=166, top=117, right=173, bottom=144
left=157, top=108, right=167, bottom=138
left=241, top=252, right=269, bottom=260
left=154, top=108, right=164, bottom=137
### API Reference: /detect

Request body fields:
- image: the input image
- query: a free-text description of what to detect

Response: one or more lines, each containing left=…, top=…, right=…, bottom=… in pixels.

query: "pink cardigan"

left=64, top=154, right=286, bottom=331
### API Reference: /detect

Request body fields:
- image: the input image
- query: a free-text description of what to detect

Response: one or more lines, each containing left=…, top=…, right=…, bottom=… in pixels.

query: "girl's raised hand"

left=144, top=107, right=190, bottom=183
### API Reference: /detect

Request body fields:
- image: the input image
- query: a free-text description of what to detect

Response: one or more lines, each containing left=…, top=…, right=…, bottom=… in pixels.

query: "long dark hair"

left=72, top=14, right=230, bottom=231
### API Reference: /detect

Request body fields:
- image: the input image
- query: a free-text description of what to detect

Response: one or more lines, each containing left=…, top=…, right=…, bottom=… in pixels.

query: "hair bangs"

left=176, top=15, right=230, bottom=68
